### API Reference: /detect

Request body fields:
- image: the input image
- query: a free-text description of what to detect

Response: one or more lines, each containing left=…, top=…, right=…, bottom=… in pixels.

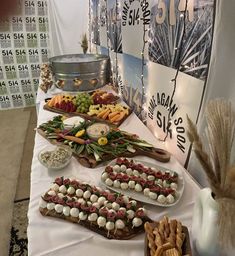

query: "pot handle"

left=89, top=78, right=98, bottom=87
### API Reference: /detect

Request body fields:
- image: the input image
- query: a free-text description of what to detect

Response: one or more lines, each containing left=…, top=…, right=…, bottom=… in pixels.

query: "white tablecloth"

left=27, top=101, right=200, bottom=256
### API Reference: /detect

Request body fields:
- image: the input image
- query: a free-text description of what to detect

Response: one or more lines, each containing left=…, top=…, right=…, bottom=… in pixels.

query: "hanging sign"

left=121, top=0, right=150, bottom=58
left=99, top=0, right=108, bottom=47
left=91, top=0, right=100, bottom=45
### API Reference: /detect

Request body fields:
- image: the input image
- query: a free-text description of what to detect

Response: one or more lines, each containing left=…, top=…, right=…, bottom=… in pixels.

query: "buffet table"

left=28, top=100, right=200, bottom=256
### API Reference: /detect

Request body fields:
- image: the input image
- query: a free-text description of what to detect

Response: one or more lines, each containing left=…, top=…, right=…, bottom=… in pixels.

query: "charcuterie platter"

left=37, top=116, right=171, bottom=168
left=39, top=177, right=152, bottom=239
left=43, top=90, right=130, bottom=126
left=101, top=158, right=184, bottom=207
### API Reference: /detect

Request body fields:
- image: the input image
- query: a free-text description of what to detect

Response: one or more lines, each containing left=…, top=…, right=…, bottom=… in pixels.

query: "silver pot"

left=49, top=54, right=110, bottom=91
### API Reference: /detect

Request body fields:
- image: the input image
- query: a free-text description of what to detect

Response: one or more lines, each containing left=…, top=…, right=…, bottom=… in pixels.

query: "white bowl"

left=86, top=123, right=110, bottom=140
left=38, top=145, right=72, bottom=170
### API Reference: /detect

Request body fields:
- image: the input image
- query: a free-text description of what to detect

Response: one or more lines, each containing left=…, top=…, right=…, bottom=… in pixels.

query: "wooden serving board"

left=43, top=104, right=131, bottom=127
left=37, top=129, right=171, bottom=168
left=40, top=207, right=151, bottom=240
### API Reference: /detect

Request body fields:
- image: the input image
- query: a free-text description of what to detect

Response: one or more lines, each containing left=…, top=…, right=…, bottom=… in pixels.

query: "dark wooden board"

left=40, top=207, right=152, bottom=240
left=43, top=104, right=132, bottom=127
left=144, top=222, right=192, bottom=256
left=37, top=129, right=171, bottom=168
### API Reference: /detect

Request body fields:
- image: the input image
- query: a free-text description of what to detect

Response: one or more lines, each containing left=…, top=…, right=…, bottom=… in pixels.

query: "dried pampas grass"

left=187, top=99, right=235, bottom=248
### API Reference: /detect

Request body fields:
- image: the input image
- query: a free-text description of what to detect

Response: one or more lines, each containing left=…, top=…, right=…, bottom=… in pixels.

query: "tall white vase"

left=192, top=188, right=220, bottom=256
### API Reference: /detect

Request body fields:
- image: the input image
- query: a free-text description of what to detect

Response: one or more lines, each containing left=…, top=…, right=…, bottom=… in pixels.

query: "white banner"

left=0, top=0, right=49, bottom=109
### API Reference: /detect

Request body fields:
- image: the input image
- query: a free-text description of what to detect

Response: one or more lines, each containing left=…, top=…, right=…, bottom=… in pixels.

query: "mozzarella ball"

left=113, top=165, right=121, bottom=172
left=149, top=192, right=158, bottom=200
left=170, top=182, right=178, bottom=190
left=157, top=195, right=166, bottom=204
left=166, top=194, right=175, bottom=204
left=51, top=183, right=59, bottom=192
left=57, top=193, right=64, bottom=199
left=120, top=182, right=128, bottom=190
left=143, top=188, right=150, bottom=196
left=63, top=206, right=70, bottom=216
left=88, top=213, right=98, bottom=222
left=112, top=202, right=120, bottom=211
left=77, top=198, right=86, bottom=205
left=128, top=180, right=135, bottom=189
left=79, top=212, right=87, bottom=220
left=92, top=202, right=101, bottom=209
left=163, top=180, right=170, bottom=188
left=67, top=186, right=75, bottom=195
left=106, top=221, right=115, bottom=231
left=47, top=190, right=56, bottom=196
left=97, top=216, right=106, bottom=227
left=156, top=179, right=163, bottom=185
left=122, top=196, right=129, bottom=204
left=135, top=184, right=142, bottom=192
left=101, top=172, right=109, bottom=181
left=132, top=217, right=143, bottom=227
left=119, top=207, right=126, bottom=213
left=138, top=207, right=147, bottom=215
left=140, top=173, right=147, bottom=179
left=130, top=200, right=137, bottom=207
left=70, top=208, right=79, bottom=217
left=126, top=209, right=135, bottom=219
left=39, top=198, right=47, bottom=208
left=59, top=185, right=67, bottom=194
left=83, top=190, right=91, bottom=199
left=126, top=168, right=133, bottom=175
left=87, top=201, right=92, bottom=206
left=133, top=170, right=139, bottom=176
left=90, top=194, right=98, bottom=203
left=55, top=204, right=63, bottom=213
left=105, top=178, right=113, bottom=186
left=115, top=219, right=125, bottom=229
left=120, top=164, right=127, bottom=172
left=147, top=175, right=155, bottom=181
left=113, top=180, right=121, bottom=188
left=97, top=196, right=106, bottom=205
left=104, top=201, right=112, bottom=209
left=47, top=203, right=55, bottom=210
left=76, top=189, right=83, bottom=197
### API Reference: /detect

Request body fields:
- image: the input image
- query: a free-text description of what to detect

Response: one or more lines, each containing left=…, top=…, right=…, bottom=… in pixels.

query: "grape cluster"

left=76, top=93, right=93, bottom=113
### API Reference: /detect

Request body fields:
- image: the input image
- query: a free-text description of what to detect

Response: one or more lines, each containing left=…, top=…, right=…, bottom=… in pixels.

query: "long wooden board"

left=37, top=129, right=171, bottom=168
left=40, top=207, right=151, bottom=240
left=43, top=104, right=132, bottom=127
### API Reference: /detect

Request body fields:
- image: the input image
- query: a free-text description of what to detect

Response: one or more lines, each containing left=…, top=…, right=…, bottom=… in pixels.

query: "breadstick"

left=158, top=221, right=165, bottom=242
left=170, top=220, right=177, bottom=234
left=154, top=229, right=163, bottom=247
left=154, top=245, right=164, bottom=256
left=162, top=242, right=174, bottom=251
left=165, top=248, right=180, bottom=256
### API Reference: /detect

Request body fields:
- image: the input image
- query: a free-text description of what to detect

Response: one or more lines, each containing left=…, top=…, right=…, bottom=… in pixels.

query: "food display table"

left=27, top=100, right=200, bottom=256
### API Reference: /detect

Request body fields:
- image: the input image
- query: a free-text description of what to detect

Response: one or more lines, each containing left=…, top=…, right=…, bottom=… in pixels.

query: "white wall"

left=188, top=0, right=235, bottom=187
left=47, top=0, right=89, bottom=57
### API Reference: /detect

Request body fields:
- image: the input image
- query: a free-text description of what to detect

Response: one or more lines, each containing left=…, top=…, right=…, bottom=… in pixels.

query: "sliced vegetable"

left=59, top=134, right=86, bottom=144
left=98, top=137, right=108, bottom=146
left=75, top=129, right=85, bottom=138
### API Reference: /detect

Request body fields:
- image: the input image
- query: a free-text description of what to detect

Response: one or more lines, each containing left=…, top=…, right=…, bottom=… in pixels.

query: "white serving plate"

left=100, top=158, right=185, bottom=207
